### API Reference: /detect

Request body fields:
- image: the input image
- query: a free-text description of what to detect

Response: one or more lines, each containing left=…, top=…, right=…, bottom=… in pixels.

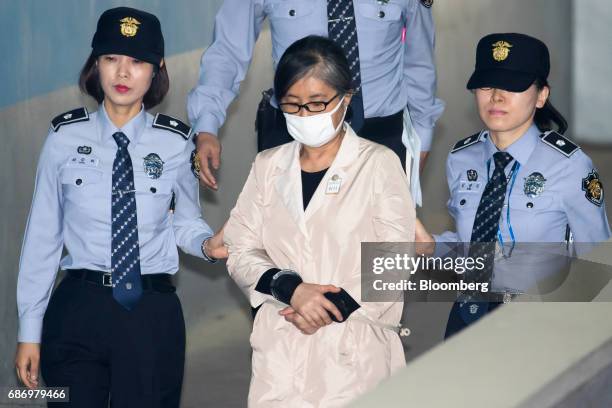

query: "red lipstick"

left=114, top=85, right=130, bottom=94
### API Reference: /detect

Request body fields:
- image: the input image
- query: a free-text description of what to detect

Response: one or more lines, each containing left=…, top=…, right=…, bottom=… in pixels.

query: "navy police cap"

left=91, top=7, right=164, bottom=66
left=467, top=33, right=550, bottom=92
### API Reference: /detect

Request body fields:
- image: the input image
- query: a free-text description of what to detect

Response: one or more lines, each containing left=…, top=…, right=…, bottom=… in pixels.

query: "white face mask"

left=283, top=96, right=347, bottom=147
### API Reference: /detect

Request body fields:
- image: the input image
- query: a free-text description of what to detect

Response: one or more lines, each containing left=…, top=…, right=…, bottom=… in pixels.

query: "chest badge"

left=467, top=169, right=478, bottom=182
left=143, top=153, right=164, bottom=179
left=326, top=174, right=342, bottom=195
left=523, top=172, right=547, bottom=198
left=77, top=146, right=92, bottom=155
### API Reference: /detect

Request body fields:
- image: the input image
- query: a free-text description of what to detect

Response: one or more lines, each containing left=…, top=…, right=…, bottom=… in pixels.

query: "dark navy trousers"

left=40, top=275, right=185, bottom=408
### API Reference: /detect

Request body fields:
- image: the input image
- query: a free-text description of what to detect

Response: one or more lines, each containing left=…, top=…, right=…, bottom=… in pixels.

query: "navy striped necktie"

left=465, top=151, right=514, bottom=293
left=111, top=132, right=143, bottom=309
left=327, top=0, right=365, bottom=132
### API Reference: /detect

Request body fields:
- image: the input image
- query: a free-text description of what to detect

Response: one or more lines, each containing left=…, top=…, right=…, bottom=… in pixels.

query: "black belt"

left=67, top=269, right=175, bottom=293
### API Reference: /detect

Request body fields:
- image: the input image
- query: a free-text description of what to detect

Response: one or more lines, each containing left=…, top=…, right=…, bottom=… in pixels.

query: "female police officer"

left=14, top=7, right=225, bottom=407
left=416, top=33, right=611, bottom=338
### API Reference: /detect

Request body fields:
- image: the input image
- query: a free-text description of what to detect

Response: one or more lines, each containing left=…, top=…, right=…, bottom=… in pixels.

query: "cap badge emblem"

left=119, top=17, right=141, bottom=38
left=492, top=41, right=513, bottom=62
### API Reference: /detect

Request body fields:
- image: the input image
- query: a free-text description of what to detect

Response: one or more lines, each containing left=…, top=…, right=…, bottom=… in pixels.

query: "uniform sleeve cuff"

left=197, top=233, right=216, bottom=262
left=414, top=124, right=434, bottom=151
left=194, top=114, right=221, bottom=137
left=18, top=318, right=43, bottom=343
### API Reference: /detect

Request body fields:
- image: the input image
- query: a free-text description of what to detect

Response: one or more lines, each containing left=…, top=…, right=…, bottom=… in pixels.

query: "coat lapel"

left=303, top=125, right=360, bottom=221
left=274, top=141, right=308, bottom=237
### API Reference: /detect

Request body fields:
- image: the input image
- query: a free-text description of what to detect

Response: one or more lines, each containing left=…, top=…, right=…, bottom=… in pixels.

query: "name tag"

left=326, top=174, right=342, bottom=195
left=459, top=180, right=482, bottom=192
left=67, top=155, right=100, bottom=168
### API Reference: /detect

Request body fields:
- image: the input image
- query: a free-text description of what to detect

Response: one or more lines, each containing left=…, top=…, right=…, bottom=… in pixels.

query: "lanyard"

left=486, top=159, right=520, bottom=251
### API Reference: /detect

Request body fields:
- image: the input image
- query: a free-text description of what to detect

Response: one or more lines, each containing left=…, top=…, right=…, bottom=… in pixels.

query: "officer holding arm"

left=416, top=33, right=611, bottom=338
left=14, top=8, right=225, bottom=407
left=188, top=0, right=444, bottom=205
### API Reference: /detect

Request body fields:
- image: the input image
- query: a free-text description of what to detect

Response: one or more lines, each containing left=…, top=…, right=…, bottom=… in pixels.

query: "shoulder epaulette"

left=152, top=113, right=191, bottom=140
left=540, top=131, right=580, bottom=157
left=451, top=132, right=482, bottom=154
left=51, top=107, right=89, bottom=132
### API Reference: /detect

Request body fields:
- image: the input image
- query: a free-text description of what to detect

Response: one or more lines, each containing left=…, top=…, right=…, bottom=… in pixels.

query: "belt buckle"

left=102, top=273, right=113, bottom=287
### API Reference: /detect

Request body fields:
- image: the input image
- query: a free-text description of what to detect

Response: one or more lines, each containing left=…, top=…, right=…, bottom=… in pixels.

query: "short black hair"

left=78, top=53, right=169, bottom=110
left=274, top=35, right=353, bottom=100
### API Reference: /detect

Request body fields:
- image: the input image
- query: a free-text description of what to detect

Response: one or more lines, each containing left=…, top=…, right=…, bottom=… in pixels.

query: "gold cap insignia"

left=119, top=17, right=141, bottom=38
left=492, top=41, right=513, bottom=62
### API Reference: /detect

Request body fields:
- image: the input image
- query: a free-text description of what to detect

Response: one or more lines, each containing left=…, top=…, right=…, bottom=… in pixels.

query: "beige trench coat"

left=225, top=126, right=415, bottom=407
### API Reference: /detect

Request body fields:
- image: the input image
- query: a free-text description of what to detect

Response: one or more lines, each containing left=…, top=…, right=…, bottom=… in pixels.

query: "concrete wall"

left=572, top=0, right=612, bottom=142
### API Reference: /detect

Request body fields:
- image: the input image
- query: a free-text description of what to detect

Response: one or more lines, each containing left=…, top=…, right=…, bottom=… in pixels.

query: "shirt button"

left=460, top=199, right=466, bottom=206
left=126, top=282, right=132, bottom=290
left=75, top=178, right=82, bottom=186
left=378, top=10, right=385, bottom=18
left=526, top=202, right=534, bottom=208
left=289, top=9, right=295, bottom=17
left=150, top=187, right=157, bottom=193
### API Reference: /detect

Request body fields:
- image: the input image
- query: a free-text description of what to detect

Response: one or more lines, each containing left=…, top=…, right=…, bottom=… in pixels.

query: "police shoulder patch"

left=451, top=132, right=482, bottom=154
left=541, top=131, right=579, bottom=157
left=190, top=149, right=201, bottom=179
left=152, top=113, right=191, bottom=140
left=51, top=107, right=89, bottom=132
left=582, top=169, right=604, bottom=207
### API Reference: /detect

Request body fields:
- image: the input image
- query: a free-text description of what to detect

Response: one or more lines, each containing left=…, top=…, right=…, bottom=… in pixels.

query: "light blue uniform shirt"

left=187, top=0, right=445, bottom=151
left=434, top=125, right=611, bottom=294
left=433, top=125, right=611, bottom=292
left=17, top=105, right=214, bottom=343
left=435, top=124, right=611, bottom=243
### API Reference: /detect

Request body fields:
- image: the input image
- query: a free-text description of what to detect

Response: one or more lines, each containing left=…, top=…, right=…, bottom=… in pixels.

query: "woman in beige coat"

left=225, top=36, right=415, bottom=407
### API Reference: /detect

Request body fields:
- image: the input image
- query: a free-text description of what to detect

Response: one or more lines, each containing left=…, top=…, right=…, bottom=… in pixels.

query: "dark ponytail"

left=534, top=78, right=568, bottom=135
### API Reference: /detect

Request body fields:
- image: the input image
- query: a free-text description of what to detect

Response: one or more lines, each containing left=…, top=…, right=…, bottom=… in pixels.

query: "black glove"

left=324, top=289, right=361, bottom=322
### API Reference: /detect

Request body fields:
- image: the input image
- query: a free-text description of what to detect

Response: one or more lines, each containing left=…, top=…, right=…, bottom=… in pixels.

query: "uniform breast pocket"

left=268, top=1, right=319, bottom=49
left=133, top=174, right=174, bottom=230
left=355, top=2, right=403, bottom=55
left=508, top=195, right=562, bottom=240
left=60, top=168, right=105, bottom=204
left=449, top=193, right=480, bottom=240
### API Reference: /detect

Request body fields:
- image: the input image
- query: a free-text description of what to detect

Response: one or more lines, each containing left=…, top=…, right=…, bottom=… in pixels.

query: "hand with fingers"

left=288, top=283, right=343, bottom=329
left=195, top=132, right=221, bottom=190
left=204, top=223, right=229, bottom=260
left=15, top=342, right=40, bottom=389
left=279, top=306, right=320, bottom=335
left=415, top=217, right=435, bottom=256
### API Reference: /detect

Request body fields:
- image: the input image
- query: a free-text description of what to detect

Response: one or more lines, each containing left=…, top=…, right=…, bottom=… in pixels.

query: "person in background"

left=188, top=0, right=444, bottom=207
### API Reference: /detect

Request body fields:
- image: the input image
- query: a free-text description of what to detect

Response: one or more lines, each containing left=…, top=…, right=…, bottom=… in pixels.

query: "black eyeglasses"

left=279, top=93, right=341, bottom=114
